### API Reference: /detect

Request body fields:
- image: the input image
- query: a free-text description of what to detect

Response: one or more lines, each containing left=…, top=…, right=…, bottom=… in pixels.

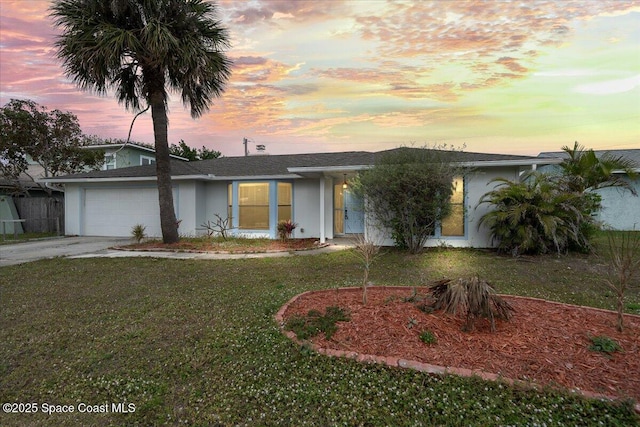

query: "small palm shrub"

left=429, top=277, right=514, bottom=332
left=478, top=172, right=594, bottom=255
left=131, top=224, right=147, bottom=243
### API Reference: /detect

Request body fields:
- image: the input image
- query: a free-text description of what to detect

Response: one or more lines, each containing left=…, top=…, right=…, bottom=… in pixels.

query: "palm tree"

left=478, top=172, right=593, bottom=255
left=560, top=141, right=638, bottom=195
left=50, top=0, right=231, bottom=243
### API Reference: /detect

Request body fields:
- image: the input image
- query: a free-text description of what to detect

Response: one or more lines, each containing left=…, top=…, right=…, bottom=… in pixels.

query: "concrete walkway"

left=0, top=236, right=132, bottom=267
left=0, top=236, right=355, bottom=267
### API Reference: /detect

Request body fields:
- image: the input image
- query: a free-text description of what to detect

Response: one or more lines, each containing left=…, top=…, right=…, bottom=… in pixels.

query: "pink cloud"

left=227, top=0, right=349, bottom=25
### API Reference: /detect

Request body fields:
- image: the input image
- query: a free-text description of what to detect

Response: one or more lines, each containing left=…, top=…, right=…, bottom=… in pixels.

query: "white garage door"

left=84, top=187, right=162, bottom=237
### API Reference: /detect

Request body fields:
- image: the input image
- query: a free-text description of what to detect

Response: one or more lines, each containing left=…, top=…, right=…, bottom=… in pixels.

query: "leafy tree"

left=51, top=0, right=232, bottom=243
left=478, top=172, right=594, bottom=255
left=170, top=140, right=221, bottom=161
left=0, top=99, right=104, bottom=195
left=560, top=141, right=638, bottom=195
left=354, top=146, right=463, bottom=254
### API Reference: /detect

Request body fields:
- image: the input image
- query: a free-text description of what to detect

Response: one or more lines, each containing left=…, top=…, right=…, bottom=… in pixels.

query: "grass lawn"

left=0, top=232, right=59, bottom=245
left=1, top=242, right=639, bottom=426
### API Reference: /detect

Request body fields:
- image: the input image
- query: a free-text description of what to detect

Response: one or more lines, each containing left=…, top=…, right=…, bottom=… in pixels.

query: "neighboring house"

left=43, top=148, right=562, bottom=248
left=23, top=143, right=188, bottom=181
left=538, top=149, right=640, bottom=231
left=1, top=143, right=188, bottom=234
left=86, top=143, right=188, bottom=170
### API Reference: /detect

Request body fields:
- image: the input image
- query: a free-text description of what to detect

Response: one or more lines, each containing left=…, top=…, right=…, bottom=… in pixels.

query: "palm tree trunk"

left=150, top=90, right=179, bottom=244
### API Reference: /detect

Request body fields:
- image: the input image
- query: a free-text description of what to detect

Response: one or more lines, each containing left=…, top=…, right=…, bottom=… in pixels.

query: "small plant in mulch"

left=285, top=306, right=350, bottom=340
left=428, top=276, right=514, bottom=332
left=131, top=224, right=147, bottom=243
left=419, top=330, right=437, bottom=345
left=277, top=219, right=298, bottom=240
left=588, top=335, right=622, bottom=355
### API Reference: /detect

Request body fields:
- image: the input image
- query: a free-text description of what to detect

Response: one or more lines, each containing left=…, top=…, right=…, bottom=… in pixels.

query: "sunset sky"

left=1, top=0, right=639, bottom=157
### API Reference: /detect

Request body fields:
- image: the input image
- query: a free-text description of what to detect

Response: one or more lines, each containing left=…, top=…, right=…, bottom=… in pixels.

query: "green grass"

left=0, top=232, right=58, bottom=244
left=1, top=247, right=639, bottom=426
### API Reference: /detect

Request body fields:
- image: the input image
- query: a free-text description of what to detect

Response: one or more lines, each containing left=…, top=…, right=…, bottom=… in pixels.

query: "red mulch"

left=122, top=238, right=322, bottom=253
left=282, top=287, right=640, bottom=401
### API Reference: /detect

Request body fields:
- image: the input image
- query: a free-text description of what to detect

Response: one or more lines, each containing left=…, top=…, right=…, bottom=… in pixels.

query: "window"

left=103, top=153, right=116, bottom=170
left=140, top=155, right=155, bottom=165
left=333, top=184, right=344, bottom=234
left=238, top=182, right=270, bottom=229
left=277, top=183, right=292, bottom=222
left=441, top=176, right=464, bottom=236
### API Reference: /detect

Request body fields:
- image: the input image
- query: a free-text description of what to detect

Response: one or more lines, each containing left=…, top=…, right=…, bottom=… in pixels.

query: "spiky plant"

left=429, top=277, right=514, bottom=332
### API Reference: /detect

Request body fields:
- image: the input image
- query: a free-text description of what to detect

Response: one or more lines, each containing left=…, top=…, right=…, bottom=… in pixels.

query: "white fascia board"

left=40, top=174, right=217, bottom=184
left=455, top=158, right=564, bottom=168
left=39, top=176, right=158, bottom=184
left=287, top=165, right=370, bottom=174
left=205, top=174, right=301, bottom=180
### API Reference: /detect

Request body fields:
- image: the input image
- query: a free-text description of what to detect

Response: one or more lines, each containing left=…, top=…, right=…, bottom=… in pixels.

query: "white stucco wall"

left=174, top=181, right=197, bottom=236
left=64, top=184, right=81, bottom=236
left=200, top=181, right=231, bottom=235
left=594, top=177, right=640, bottom=230
left=292, top=178, right=322, bottom=239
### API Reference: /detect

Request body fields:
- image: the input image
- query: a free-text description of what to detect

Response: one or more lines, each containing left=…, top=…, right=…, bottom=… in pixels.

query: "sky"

left=1, top=0, right=639, bottom=157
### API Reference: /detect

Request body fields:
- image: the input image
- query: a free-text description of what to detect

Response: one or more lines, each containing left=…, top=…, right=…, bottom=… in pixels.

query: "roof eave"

left=39, top=174, right=211, bottom=183
left=456, top=158, right=564, bottom=168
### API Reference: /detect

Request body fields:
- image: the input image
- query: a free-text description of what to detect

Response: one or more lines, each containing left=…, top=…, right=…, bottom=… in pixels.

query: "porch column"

left=319, top=177, right=326, bottom=243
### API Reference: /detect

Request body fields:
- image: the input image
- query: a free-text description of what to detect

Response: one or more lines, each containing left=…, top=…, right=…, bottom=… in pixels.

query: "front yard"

left=1, top=245, right=639, bottom=426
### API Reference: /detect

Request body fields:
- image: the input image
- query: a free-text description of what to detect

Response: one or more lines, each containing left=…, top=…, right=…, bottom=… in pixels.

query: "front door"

left=344, top=190, right=364, bottom=234
left=334, top=183, right=364, bottom=235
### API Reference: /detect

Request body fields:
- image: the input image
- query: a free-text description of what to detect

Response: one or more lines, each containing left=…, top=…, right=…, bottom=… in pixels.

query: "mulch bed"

left=116, top=238, right=323, bottom=253
left=281, top=287, right=640, bottom=402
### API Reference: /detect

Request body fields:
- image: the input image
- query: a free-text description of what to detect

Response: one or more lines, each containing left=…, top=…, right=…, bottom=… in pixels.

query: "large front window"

left=239, top=182, right=270, bottom=229
left=441, top=176, right=464, bottom=236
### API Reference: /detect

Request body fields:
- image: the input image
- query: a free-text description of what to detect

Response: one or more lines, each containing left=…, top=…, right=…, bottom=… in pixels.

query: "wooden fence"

left=13, top=195, right=65, bottom=234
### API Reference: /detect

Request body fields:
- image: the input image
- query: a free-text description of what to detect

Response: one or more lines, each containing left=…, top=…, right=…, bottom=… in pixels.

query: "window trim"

left=228, top=180, right=294, bottom=238
left=140, top=155, right=156, bottom=166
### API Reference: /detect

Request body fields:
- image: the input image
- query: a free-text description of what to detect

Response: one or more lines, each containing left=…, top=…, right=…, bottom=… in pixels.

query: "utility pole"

left=243, top=137, right=248, bottom=157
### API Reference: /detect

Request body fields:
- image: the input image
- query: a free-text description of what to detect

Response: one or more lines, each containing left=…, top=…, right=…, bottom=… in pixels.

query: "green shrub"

left=589, top=335, right=622, bottom=354
left=419, top=330, right=437, bottom=345
left=285, top=306, right=350, bottom=340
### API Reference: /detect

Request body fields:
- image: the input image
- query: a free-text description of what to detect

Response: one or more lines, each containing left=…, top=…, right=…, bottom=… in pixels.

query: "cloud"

left=230, top=55, right=304, bottom=84
left=351, top=0, right=638, bottom=92
left=227, top=0, right=349, bottom=25
left=574, top=75, right=640, bottom=95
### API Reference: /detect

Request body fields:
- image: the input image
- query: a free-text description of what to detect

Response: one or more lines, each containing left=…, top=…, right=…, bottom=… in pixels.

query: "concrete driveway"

left=0, top=236, right=132, bottom=267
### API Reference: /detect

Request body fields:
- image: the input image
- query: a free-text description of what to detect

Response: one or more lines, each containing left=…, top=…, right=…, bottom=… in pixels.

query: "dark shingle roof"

left=45, top=149, right=552, bottom=181
left=538, top=149, right=640, bottom=166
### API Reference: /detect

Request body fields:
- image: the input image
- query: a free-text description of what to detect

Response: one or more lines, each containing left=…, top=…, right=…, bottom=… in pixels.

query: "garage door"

left=83, top=187, right=162, bottom=237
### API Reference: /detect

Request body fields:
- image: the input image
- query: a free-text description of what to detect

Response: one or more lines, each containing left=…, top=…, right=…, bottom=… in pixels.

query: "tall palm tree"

left=50, top=0, right=231, bottom=243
